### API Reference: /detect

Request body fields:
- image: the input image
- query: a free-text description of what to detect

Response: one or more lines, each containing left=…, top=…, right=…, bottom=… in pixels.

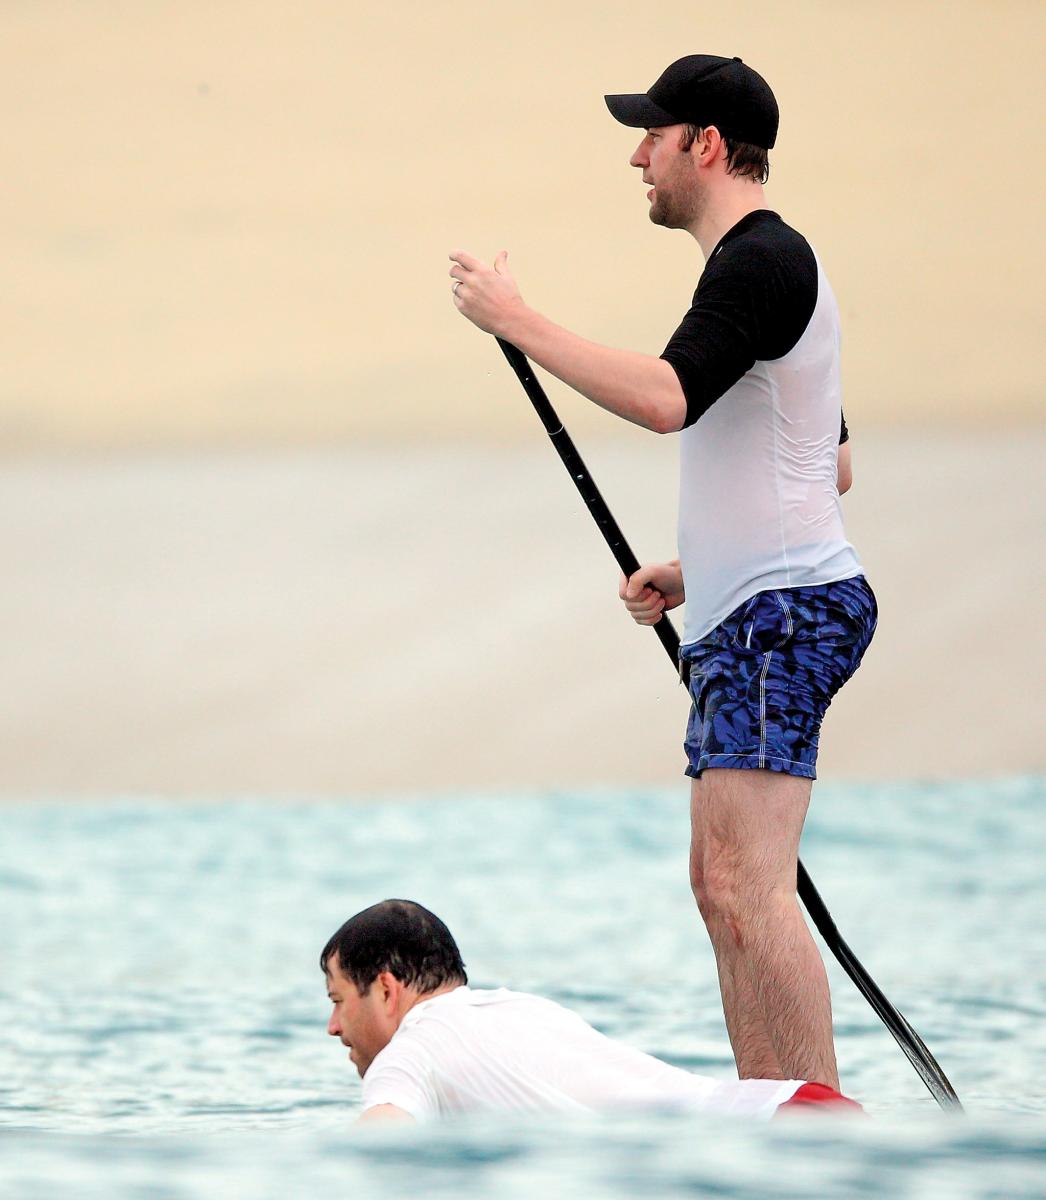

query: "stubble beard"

left=649, top=168, right=704, bottom=231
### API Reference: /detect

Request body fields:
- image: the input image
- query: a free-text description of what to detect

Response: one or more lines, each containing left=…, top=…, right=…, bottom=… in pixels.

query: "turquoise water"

left=2, top=779, right=1044, bottom=1197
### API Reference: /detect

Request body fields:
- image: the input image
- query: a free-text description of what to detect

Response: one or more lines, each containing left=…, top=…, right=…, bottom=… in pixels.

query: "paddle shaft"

left=496, top=336, right=962, bottom=1110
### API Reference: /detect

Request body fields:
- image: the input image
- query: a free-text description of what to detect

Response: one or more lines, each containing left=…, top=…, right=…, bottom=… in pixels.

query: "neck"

left=689, top=181, right=767, bottom=258
left=400, top=981, right=461, bottom=1018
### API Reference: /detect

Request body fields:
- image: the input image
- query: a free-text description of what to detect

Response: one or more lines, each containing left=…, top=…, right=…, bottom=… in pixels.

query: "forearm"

left=357, top=1104, right=414, bottom=1125
left=836, top=441, right=852, bottom=494
left=500, top=306, right=687, bottom=434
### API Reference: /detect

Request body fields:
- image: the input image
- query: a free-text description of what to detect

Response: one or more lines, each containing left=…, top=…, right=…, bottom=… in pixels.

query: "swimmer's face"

left=325, top=959, right=398, bottom=1077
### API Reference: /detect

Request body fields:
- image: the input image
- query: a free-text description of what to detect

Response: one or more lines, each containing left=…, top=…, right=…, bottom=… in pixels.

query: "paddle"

left=495, top=336, right=963, bottom=1111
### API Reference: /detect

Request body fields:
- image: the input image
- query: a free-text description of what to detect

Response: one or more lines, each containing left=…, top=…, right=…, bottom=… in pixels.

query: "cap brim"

left=604, top=92, right=681, bottom=128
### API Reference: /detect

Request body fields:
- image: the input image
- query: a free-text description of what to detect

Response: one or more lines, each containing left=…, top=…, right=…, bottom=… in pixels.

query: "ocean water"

left=1, top=778, right=1044, bottom=1198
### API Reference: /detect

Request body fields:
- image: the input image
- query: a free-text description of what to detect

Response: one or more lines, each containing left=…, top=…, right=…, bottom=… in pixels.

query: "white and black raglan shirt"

left=661, top=210, right=862, bottom=647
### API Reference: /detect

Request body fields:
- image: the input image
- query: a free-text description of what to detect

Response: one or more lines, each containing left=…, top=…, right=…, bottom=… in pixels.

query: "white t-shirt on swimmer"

left=360, top=986, right=802, bottom=1121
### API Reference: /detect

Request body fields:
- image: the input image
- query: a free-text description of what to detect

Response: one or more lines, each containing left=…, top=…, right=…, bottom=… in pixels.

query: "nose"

left=629, top=137, right=649, bottom=169
left=327, top=1011, right=341, bottom=1037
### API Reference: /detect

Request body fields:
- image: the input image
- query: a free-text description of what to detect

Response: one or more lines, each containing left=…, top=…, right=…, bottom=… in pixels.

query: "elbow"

left=646, top=363, right=687, bottom=434
left=648, top=393, right=687, bottom=435
left=837, top=469, right=853, bottom=495
left=650, top=408, right=684, bottom=435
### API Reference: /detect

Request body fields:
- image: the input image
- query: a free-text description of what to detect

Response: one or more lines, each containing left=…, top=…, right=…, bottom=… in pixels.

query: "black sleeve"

left=661, top=237, right=818, bottom=430
left=840, top=410, right=849, bottom=445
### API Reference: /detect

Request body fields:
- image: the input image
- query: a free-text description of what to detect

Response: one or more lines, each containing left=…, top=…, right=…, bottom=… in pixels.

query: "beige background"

left=2, top=2, right=1043, bottom=797
left=2, top=0, right=1043, bottom=445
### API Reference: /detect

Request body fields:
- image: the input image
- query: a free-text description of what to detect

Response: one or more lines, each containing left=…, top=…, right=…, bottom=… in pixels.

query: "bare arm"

left=496, top=306, right=686, bottom=434
left=357, top=1103, right=415, bottom=1126
left=837, top=441, right=852, bottom=495
left=450, top=250, right=687, bottom=435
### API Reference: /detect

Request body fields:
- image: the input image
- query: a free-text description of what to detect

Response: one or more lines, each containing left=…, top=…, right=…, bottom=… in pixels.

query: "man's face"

left=325, top=959, right=398, bottom=1078
left=629, top=125, right=703, bottom=230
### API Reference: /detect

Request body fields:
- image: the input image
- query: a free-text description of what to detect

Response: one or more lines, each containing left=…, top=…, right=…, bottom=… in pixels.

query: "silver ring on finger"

left=453, top=281, right=462, bottom=296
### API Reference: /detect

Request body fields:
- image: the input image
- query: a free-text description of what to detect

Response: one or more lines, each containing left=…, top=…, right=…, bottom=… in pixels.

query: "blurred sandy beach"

left=3, top=428, right=1042, bottom=798
left=2, top=2, right=1043, bottom=796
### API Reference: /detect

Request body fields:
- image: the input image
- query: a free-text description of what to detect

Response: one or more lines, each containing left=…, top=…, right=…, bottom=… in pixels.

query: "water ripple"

left=1, top=780, right=1045, bottom=1197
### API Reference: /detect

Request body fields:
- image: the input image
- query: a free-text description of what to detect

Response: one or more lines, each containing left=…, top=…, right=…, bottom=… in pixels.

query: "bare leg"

left=705, top=917, right=785, bottom=1080
left=690, top=768, right=839, bottom=1089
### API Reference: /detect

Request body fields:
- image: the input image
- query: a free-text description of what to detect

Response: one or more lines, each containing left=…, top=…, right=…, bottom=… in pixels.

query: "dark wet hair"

left=320, top=899, right=468, bottom=995
left=680, top=123, right=770, bottom=184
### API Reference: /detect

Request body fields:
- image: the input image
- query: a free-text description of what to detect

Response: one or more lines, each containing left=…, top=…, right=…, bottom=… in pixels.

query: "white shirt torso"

left=677, top=254, right=862, bottom=646
left=361, top=987, right=802, bottom=1121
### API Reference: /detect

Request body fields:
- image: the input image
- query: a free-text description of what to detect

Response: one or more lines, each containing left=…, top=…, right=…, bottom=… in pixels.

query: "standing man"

left=449, top=54, right=876, bottom=1092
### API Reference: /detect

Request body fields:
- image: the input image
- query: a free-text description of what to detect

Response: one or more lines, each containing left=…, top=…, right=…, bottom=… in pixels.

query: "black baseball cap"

left=605, top=55, right=779, bottom=150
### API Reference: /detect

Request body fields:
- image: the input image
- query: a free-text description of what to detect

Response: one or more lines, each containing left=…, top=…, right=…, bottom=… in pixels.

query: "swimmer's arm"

left=837, top=441, right=852, bottom=495
left=357, top=1103, right=415, bottom=1125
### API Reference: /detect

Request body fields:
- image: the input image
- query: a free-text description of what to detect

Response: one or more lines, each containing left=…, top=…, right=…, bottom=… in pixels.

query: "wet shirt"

left=660, top=210, right=862, bottom=646
left=360, top=986, right=802, bottom=1121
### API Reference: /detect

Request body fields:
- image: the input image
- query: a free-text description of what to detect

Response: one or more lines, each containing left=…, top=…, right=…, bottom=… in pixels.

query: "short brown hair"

left=680, top=124, right=770, bottom=184
left=320, top=899, right=468, bottom=995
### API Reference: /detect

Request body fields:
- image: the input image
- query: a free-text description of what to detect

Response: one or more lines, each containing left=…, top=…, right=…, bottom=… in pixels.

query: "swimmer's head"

left=321, top=900, right=467, bottom=1076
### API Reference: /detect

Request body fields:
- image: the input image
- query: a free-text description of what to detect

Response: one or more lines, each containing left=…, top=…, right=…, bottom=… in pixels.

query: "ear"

left=698, top=126, right=727, bottom=167
left=375, top=970, right=401, bottom=1014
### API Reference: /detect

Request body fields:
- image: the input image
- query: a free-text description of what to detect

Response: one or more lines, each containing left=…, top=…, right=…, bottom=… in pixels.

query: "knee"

left=690, top=853, right=789, bottom=947
left=688, top=854, right=709, bottom=914
left=689, top=853, right=743, bottom=935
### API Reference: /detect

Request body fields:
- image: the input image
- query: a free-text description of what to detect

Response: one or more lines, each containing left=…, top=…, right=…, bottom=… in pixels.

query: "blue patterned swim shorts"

left=680, top=575, right=877, bottom=780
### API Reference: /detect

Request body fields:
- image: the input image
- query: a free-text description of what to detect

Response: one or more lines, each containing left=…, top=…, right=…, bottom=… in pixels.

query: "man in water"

left=322, top=899, right=859, bottom=1123
left=449, top=55, right=875, bottom=1092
